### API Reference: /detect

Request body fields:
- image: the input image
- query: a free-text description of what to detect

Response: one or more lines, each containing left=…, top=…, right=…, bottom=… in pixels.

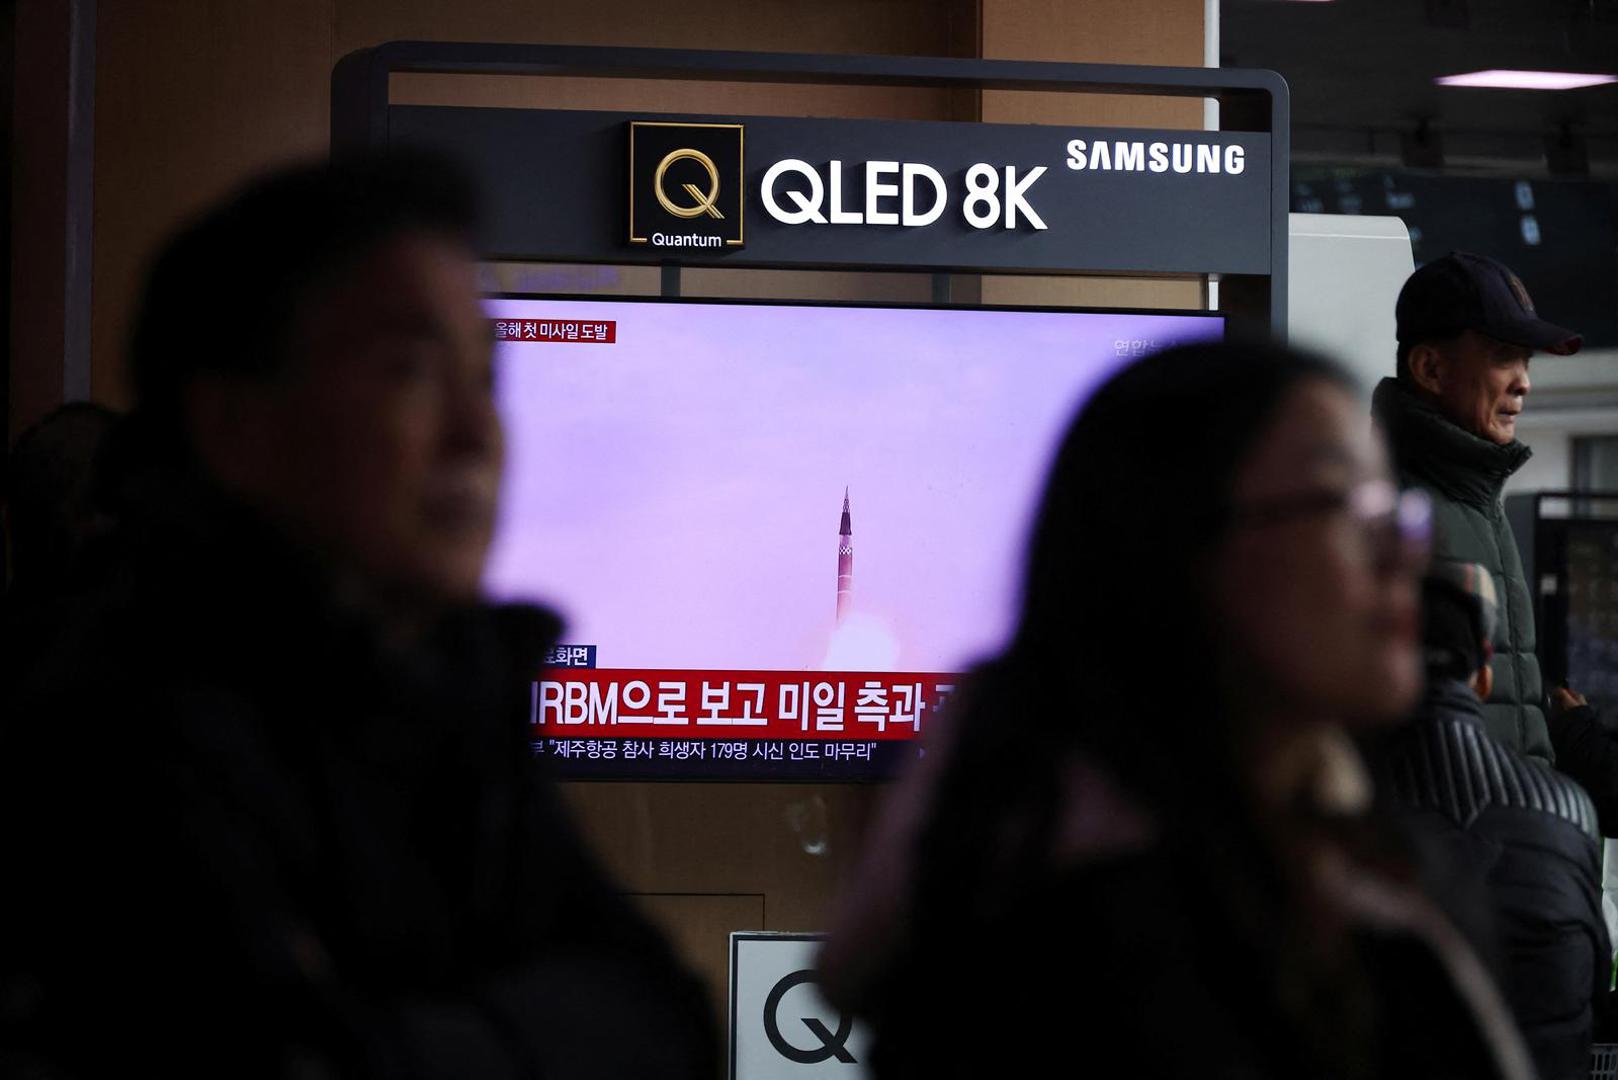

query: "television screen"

left=484, top=296, right=1224, bottom=779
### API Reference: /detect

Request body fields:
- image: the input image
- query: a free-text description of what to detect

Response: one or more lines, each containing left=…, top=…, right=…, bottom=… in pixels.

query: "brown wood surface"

left=633, top=892, right=767, bottom=1028
left=978, top=0, right=1207, bottom=308
left=12, top=1, right=68, bottom=442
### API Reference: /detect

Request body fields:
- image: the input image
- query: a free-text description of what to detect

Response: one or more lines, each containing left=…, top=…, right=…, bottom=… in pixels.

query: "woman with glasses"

left=820, top=340, right=1531, bottom=1079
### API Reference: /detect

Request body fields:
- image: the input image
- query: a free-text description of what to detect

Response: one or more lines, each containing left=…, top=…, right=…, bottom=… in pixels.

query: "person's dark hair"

left=912, top=339, right=1366, bottom=1032
left=1395, top=331, right=1463, bottom=381
left=912, top=335, right=1391, bottom=1075
left=126, top=150, right=480, bottom=459
left=5, top=402, right=121, bottom=597
left=957, top=338, right=1355, bottom=817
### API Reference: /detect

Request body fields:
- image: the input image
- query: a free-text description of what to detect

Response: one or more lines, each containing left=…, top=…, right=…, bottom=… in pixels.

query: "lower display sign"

left=730, top=933, right=869, bottom=1080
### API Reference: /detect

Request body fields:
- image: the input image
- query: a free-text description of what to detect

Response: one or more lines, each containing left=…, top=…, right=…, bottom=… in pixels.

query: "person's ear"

left=1407, top=343, right=1447, bottom=397
left=1471, top=662, right=1494, bottom=703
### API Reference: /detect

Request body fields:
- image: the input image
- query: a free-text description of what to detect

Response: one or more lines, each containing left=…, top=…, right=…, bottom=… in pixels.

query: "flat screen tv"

left=483, top=295, right=1225, bottom=780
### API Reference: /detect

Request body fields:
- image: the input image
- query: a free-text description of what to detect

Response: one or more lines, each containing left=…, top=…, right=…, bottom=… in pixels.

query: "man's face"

left=1418, top=330, right=1533, bottom=445
left=203, top=231, right=502, bottom=604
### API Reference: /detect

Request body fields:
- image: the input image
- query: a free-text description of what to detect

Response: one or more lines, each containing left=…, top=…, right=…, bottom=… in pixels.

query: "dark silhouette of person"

left=822, top=340, right=1533, bottom=1080
left=0, top=153, right=715, bottom=1079
left=1370, top=560, right=1608, bottom=1080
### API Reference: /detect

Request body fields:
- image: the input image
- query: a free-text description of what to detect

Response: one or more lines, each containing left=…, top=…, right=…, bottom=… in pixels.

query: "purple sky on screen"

left=483, top=299, right=1222, bottom=673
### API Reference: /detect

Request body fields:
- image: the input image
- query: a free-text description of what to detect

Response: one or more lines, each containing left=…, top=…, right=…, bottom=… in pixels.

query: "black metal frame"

left=1507, top=490, right=1618, bottom=701
left=332, top=42, right=1290, bottom=334
left=482, top=289, right=1228, bottom=322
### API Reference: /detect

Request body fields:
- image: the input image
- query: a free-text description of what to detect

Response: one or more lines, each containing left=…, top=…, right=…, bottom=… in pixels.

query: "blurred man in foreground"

left=0, top=153, right=714, bottom=1079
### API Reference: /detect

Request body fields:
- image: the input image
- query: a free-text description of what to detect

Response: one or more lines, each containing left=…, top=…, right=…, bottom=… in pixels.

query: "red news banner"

left=533, top=670, right=958, bottom=742
left=495, top=318, right=616, bottom=343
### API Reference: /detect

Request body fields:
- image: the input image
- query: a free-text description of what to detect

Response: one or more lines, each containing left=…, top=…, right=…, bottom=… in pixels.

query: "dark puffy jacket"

left=1373, top=378, right=1548, bottom=762
left=1548, top=702, right=1618, bottom=836
left=0, top=473, right=716, bottom=1079
left=1371, top=678, right=1608, bottom=1080
left=832, top=666, right=1534, bottom=1080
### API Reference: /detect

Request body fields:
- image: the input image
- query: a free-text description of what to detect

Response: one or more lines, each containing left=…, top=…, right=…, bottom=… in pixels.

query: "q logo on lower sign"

left=763, top=970, right=857, bottom=1064
left=731, top=932, right=869, bottom=1078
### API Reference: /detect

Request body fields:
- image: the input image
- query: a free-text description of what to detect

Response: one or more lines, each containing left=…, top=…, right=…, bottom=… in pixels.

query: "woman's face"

left=1209, top=378, right=1425, bottom=726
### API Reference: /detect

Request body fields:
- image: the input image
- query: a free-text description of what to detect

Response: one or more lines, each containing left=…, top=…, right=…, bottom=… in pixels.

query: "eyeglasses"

left=1228, top=479, right=1432, bottom=568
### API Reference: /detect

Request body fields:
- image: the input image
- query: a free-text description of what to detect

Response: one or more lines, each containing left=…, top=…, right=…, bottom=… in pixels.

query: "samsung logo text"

left=1066, top=139, right=1246, bottom=175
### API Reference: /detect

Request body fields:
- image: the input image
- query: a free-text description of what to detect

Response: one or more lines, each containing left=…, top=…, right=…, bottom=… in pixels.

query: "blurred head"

left=127, top=152, right=499, bottom=605
left=1009, top=339, right=1427, bottom=796
left=1421, top=561, right=1499, bottom=701
left=1210, top=376, right=1428, bottom=726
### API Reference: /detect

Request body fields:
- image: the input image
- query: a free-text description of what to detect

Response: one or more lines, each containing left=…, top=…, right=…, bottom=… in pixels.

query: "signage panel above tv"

left=392, top=107, right=1274, bottom=276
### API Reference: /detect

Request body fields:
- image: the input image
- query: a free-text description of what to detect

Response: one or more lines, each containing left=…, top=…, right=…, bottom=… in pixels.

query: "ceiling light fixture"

left=1436, top=70, right=1618, bottom=90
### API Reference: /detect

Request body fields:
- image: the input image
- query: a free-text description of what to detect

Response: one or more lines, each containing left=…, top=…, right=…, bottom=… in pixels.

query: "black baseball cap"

left=1396, top=251, right=1582, bottom=356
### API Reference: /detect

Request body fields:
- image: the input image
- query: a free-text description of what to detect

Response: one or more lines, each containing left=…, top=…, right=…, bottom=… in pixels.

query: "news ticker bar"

left=532, top=669, right=958, bottom=742
left=533, top=736, right=921, bottom=781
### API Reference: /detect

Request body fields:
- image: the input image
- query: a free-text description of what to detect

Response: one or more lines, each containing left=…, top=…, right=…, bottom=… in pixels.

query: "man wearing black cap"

left=1372, top=251, right=1583, bottom=765
left=1370, top=561, right=1607, bottom=1080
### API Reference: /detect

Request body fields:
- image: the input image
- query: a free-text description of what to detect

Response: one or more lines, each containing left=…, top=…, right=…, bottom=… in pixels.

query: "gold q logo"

left=628, top=120, right=743, bottom=247
left=654, top=148, right=725, bottom=220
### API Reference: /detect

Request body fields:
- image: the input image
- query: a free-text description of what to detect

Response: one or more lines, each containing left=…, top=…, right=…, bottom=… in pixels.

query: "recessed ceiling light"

left=1437, top=70, right=1618, bottom=90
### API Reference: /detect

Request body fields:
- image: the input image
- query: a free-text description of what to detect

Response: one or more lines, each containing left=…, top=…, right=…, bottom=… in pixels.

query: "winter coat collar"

left=1371, top=378, right=1531, bottom=509
left=1415, top=677, right=1488, bottom=729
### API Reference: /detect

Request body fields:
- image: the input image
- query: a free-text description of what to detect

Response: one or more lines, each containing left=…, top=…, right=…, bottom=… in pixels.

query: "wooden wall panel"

left=365, top=0, right=982, bottom=122
left=332, top=0, right=978, bottom=60
left=635, top=893, right=767, bottom=1025
left=980, top=0, right=1206, bottom=127
left=978, top=0, right=1208, bottom=310
left=980, top=273, right=1208, bottom=310
left=388, top=73, right=972, bottom=123
left=90, top=1, right=334, bottom=406
left=564, top=784, right=877, bottom=927
left=11, top=0, right=74, bottom=441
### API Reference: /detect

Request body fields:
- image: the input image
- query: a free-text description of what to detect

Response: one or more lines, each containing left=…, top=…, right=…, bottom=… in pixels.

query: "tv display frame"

left=484, top=292, right=1226, bottom=781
